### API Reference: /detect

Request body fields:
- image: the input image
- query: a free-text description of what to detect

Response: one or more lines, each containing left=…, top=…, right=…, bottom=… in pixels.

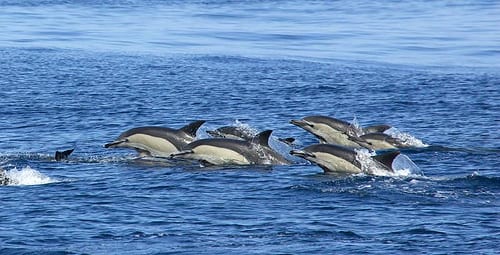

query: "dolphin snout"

left=104, top=139, right=127, bottom=148
left=290, top=119, right=312, bottom=127
left=290, top=149, right=315, bottom=158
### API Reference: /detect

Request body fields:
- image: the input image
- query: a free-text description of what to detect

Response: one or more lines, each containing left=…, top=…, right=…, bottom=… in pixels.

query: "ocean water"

left=1, top=0, right=499, bottom=254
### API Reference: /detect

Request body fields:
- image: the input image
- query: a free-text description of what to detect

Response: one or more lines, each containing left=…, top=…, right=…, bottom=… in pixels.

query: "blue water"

left=1, top=0, right=499, bottom=254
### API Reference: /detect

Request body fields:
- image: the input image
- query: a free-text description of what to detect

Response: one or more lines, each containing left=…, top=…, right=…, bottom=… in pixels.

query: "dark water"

left=1, top=0, right=499, bottom=254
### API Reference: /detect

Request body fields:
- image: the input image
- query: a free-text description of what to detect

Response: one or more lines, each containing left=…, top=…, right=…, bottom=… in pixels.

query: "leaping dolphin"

left=171, top=130, right=291, bottom=166
left=290, top=143, right=400, bottom=174
left=290, top=115, right=366, bottom=148
left=354, top=132, right=410, bottom=150
left=104, top=120, right=206, bottom=157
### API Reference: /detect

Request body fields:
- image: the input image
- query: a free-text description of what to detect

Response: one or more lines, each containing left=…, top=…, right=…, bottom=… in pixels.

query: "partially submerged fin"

left=372, top=150, right=400, bottom=171
left=179, top=120, right=206, bottom=137
left=55, top=148, right=75, bottom=161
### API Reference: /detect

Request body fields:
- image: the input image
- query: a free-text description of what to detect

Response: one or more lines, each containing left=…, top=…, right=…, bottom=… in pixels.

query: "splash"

left=385, top=127, right=428, bottom=148
left=2, top=166, right=57, bottom=186
left=232, top=120, right=259, bottom=137
left=355, top=149, right=422, bottom=177
left=392, top=154, right=423, bottom=176
left=349, top=116, right=364, bottom=136
left=355, top=149, right=390, bottom=176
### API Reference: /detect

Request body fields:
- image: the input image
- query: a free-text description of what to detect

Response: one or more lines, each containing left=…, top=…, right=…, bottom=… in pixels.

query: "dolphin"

left=104, top=120, right=205, bottom=157
left=290, top=143, right=400, bottom=174
left=290, top=115, right=365, bottom=148
left=207, top=126, right=296, bottom=146
left=355, top=132, right=410, bottom=150
left=171, top=130, right=291, bottom=166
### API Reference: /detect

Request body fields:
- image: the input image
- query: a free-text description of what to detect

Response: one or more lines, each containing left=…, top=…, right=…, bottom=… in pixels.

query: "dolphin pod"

left=0, top=116, right=419, bottom=186
left=291, top=115, right=415, bottom=151
left=102, top=115, right=420, bottom=175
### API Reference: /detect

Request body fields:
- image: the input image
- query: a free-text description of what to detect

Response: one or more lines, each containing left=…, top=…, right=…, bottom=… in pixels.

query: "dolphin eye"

left=308, top=124, right=315, bottom=128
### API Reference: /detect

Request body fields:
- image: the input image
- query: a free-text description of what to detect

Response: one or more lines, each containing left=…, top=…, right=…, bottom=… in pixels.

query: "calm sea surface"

left=1, top=0, right=499, bottom=254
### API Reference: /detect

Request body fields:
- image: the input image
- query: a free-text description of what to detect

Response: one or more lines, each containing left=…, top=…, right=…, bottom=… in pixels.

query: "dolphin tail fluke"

left=252, top=130, right=273, bottom=148
left=55, top=148, right=74, bottom=161
left=372, top=150, right=400, bottom=172
left=180, top=120, right=206, bottom=137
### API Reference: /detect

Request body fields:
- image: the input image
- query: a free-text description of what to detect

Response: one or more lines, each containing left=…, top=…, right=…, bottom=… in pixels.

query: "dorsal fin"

left=179, top=120, right=206, bottom=137
left=252, top=130, right=273, bottom=147
left=55, top=148, right=74, bottom=161
left=372, top=150, right=400, bottom=171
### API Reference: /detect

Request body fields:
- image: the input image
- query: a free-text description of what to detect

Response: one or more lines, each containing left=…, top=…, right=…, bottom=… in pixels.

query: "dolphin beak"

left=104, top=139, right=126, bottom=148
left=290, top=149, right=315, bottom=158
left=170, top=150, right=194, bottom=158
left=290, top=119, right=313, bottom=128
left=290, top=119, right=304, bottom=126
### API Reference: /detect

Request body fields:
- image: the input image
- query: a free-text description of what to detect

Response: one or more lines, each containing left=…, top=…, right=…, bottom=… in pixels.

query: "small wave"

left=2, top=166, right=58, bottom=186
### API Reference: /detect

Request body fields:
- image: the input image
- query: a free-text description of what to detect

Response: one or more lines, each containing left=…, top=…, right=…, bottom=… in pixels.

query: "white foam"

left=3, top=166, right=57, bottom=186
left=385, top=127, right=428, bottom=148
left=232, top=120, right=258, bottom=136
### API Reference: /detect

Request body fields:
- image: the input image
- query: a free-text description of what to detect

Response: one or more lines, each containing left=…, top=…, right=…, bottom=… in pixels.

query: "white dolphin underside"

left=309, top=152, right=362, bottom=174
left=122, top=134, right=179, bottom=157
left=175, top=145, right=251, bottom=165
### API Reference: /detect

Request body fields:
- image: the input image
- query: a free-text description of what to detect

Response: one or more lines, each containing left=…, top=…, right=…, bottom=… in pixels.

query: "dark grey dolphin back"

left=363, top=124, right=392, bottom=134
